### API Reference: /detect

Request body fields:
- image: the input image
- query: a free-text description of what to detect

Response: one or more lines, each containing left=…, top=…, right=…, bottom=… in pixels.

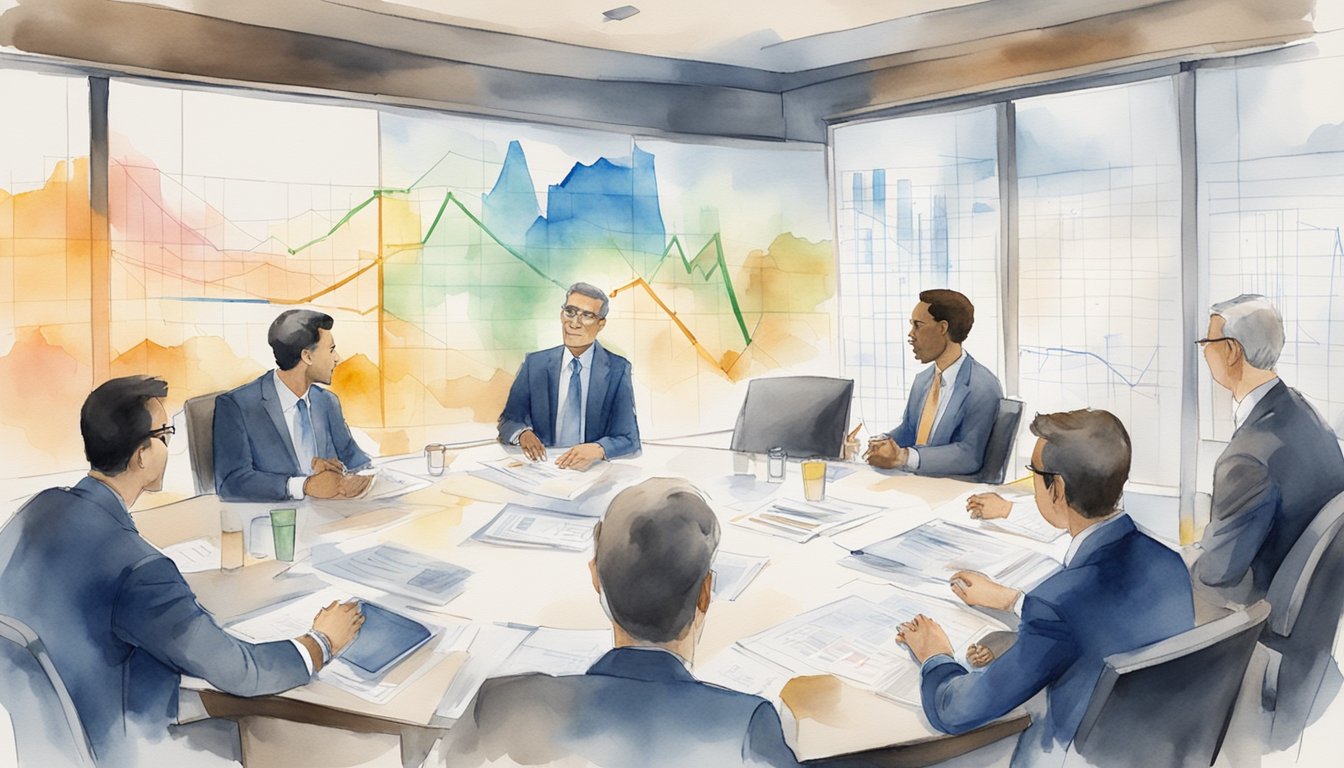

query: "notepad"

left=342, top=602, right=433, bottom=678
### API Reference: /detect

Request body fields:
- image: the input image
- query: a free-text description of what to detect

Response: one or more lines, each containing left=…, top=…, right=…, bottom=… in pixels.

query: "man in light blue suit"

left=866, top=289, right=1003, bottom=477
left=897, top=409, right=1195, bottom=767
left=0, top=376, right=364, bottom=766
left=214, top=309, right=373, bottom=502
left=443, top=478, right=802, bottom=767
left=498, top=282, right=640, bottom=470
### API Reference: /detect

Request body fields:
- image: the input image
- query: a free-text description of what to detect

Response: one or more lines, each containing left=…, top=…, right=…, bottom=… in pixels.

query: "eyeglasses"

left=1195, top=336, right=1237, bottom=347
left=1025, top=463, right=1058, bottom=487
left=144, top=425, right=175, bottom=446
left=560, top=305, right=603, bottom=325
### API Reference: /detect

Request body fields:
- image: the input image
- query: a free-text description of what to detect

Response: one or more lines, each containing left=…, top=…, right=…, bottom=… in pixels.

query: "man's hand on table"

left=896, top=614, right=954, bottom=664
left=864, top=437, right=908, bottom=469
left=950, top=570, right=1021, bottom=612
left=518, top=430, right=547, bottom=462
left=556, top=442, right=604, bottom=471
left=966, top=492, right=1012, bottom=520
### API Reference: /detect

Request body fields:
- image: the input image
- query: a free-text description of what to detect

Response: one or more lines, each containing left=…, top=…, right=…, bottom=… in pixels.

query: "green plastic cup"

left=269, top=508, right=297, bottom=562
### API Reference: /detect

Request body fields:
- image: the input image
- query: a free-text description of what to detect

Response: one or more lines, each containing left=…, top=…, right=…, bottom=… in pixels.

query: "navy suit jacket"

left=0, top=477, right=310, bottom=765
left=1194, top=380, right=1344, bottom=601
left=213, top=372, right=372, bottom=501
left=886, top=352, right=1003, bottom=476
left=918, top=515, right=1194, bottom=767
left=445, top=647, right=801, bottom=767
left=497, top=341, right=641, bottom=459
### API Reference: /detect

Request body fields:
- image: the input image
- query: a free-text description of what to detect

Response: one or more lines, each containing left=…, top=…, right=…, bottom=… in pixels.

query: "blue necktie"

left=558, top=357, right=583, bottom=446
left=295, top=398, right=317, bottom=474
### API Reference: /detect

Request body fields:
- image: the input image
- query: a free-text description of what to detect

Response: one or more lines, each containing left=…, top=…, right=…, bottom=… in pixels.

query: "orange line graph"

left=608, top=277, right=727, bottom=372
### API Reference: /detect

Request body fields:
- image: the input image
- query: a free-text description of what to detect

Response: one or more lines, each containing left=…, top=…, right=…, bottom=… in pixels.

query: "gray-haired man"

left=1192, top=294, right=1344, bottom=610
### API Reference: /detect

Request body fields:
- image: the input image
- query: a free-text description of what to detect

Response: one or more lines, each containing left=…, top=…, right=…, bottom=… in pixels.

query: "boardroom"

left=3, top=2, right=1344, bottom=768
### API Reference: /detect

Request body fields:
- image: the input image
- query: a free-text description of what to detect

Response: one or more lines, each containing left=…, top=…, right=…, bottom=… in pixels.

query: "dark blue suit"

left=887, top=353, right=1003, bottom=476
left=1194, top=380, right=1344, bottom=601
left=497, top=341, right=641, bottom=459
left=445, top=647, right=800, bottom=767
left=213, top=372, right=372, bottom=501
left=917, top=515, right=1194, bottom=767
left=0, top=477, right=310, bottom=765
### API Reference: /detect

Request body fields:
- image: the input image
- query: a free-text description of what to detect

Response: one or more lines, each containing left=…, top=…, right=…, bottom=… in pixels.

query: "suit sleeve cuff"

left=905, top=447, right=921, bottom=470
left=287, top=476, right=307, bottom=500
left=920, top=653, right=958, bottom=674
left=289, top=638, right=316, bottom=675
left=508, top=427, right=527, bottom=445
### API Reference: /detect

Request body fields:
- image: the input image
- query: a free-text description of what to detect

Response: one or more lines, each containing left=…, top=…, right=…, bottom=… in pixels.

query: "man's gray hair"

left=566, top=282, right=610, bottom=319
left=593, top=478, right=720, bottom=643
left=1210, top=294, right=1284, bottom=370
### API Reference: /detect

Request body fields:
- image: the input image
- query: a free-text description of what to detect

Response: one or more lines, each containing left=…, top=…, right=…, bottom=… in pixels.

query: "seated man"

left=897, top=409, right=1194, bottom=767
left=498, top=282, right=641, bottom=470
left=866, top=289, right=1002, bottom=476
left=0, top=376, right=363, bottom=766
left=1191, top=294, right=1344, bottom=610
left=443, top=478, right=801, bottom=767
left=214, top=309, right=373, bottom=501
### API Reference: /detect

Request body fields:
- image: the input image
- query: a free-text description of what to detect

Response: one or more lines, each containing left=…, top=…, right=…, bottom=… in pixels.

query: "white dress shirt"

left=906, top=352, right=967, bottom=470
left=553, top=345, right=595, bottom=446
left=273, top=370, right=315, bottom=501
left=1233, top=377, right=1279, bottom=430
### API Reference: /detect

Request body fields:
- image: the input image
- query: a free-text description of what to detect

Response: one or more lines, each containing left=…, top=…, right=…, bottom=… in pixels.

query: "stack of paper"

left=972, top=498, right=1065, bottom=543
left=160, top=537, right=221, bottom=573
left=842, top=520, right=1059, bottom=593
left=732, top=497, right=882, bottom=543
left=356, top=467, right=434, bottom=501
left=469, top=503, right=597, bottom=551
left=472, top=457, right=607, bottom=501
left=313, top=543, right=473, bottom=606
left=711, top=551, right=769, bottom=601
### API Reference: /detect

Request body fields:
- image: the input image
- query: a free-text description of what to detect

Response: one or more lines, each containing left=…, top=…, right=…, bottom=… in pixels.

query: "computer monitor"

left=730, top=376, right=854, bottom=459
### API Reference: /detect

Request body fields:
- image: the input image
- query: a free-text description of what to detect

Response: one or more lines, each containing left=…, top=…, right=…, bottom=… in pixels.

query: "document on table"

left=491, top=626, right=613, bottom=679
left=160, top=537, right=220, bottom=573
left=436, top=623, right=532, bottom=720
left=942, top=489, right=1066, bottom=543
left=736, top=592, right=1003, bottom=705
left=468, top=503, right=597, bottom=551
left=313, top=543, right=473, bottom=606
left=732, top=496, right=882, bottom=543
left=356, top=467, right=433, bottom=501
left=711, top=551, right=769, bottom=601
left=841, top=519, right=1060, bottom=593
left=473, top=457, right=607, bottom=501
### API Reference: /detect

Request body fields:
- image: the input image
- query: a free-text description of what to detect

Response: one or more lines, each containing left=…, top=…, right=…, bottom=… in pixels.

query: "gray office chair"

left=0, top=614, right=95, bottom=767
left=946, top=397, right=1023, bottom=485
left=1072, top=600, right=1270, bottom=768
left=1261, top=488, right=1344, bottom=749
left=184, top=390, right=225, bottom=496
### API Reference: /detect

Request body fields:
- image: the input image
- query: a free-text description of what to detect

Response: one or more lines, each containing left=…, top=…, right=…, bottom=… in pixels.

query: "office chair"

left=946, top=397, right=1023, bottom=485
left=184, top=390, right=225, bottom=496
left=730, top=376, right=854, bottom=459
left=1072, top=600, right=1270, bottom=768
left=1261, top=488, right=1344, bottom=749
left=0, top=614, right=95, bottom=767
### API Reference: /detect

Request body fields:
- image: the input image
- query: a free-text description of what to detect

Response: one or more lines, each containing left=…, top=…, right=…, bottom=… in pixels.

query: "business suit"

left=0, top=477, right=310, bottom=765
left=918, top=514, right=1194, bottom=767
left=444, top=647, right=801, bottom=767
left=887, top=352, right=1003, bottom=476
left=497, top=341, right=641, bottom=459
left=1194, top=380, right=1344, bottom=602
left=213, top=372, right=372, bottom=501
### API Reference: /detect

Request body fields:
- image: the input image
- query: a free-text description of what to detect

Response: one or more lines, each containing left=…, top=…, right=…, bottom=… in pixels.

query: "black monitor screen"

left=730, top=376, right=854, bottom=459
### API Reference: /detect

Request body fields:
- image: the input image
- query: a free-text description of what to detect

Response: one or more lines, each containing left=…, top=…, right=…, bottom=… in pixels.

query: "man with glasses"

left=1190, top=294, right=1344, bottom=613
left=896, top=409, right=1193, bottom=766
left=497, top=282, right=640, bottom=470
left=0, top=376, right=365, bottom=765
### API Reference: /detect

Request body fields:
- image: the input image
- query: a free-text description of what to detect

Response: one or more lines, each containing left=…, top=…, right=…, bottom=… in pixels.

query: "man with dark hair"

left=0, top=376, right=364, bottom=765
left=897, top=409, right=1194, bottom=767
left=443, top=478, right=801, bottom=767
left=866, top=289, right=1003, bottom=476
left=213, top=309, right=373, bottom=501
left=498, top=282, right=641, bottom=470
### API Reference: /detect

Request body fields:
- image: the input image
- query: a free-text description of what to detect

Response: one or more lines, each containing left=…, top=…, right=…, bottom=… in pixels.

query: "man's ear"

left=697, top=570, right=713, bottom=613
left=589, top=558, right=601, bottom=595
left=1050, top=476, right=1067, bottom=507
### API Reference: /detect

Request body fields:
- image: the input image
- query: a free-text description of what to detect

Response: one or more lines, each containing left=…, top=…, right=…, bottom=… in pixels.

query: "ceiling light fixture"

left=602, top=5, right=640, bottom=22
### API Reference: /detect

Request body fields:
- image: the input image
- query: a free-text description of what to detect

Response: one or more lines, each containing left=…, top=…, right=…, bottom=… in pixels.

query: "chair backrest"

left=730, top=376, right=854, bottom=459
left=184, top=391, right=224, bottom=496
left=1072, top=600, right=1270, bottom=768
left=1265, top=488, right=1344, bottom=638
left=0, top=614, right=94, bottom=767
left=947, top=397, right=1023, bottom=485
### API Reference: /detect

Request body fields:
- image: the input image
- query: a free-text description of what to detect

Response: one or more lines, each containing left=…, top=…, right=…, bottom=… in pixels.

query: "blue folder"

left=341, top=602, right=433, bottom=677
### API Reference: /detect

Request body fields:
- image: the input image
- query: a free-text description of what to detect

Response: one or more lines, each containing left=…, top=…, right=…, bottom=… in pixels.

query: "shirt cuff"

left=287, top=476, right=307, bottom=500
left=920, top=653, right=957, bottom=673
left=905, top=447, right=921, bottom=470
left=1012, top=591, right=1025, bottom=616
left=508, top=427, right=528, bottom=445
left=289, top=638, right=316, bottom=675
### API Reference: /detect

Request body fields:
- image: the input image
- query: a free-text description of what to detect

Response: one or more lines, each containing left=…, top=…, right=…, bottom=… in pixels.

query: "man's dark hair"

left=918, top=289, right=975, bottom=343
left=268, top=310, right=334, bottom=370
left=593, top=478, right=720, bottom=643
left=80, top=376, right=169, bottom=475
left=1030, top=409, right=1131, bottom=519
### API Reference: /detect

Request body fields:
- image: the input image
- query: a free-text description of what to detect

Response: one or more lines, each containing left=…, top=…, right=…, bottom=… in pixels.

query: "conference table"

left=131, top=442, right=1059, bottom=767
